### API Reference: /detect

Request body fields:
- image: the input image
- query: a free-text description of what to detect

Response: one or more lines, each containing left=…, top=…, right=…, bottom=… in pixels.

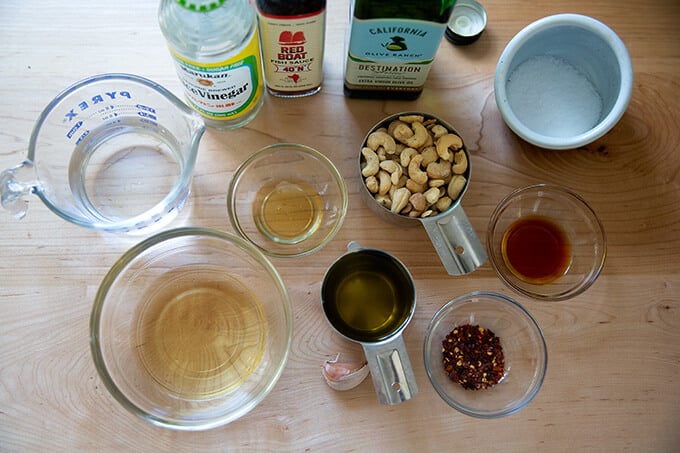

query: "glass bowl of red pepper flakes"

left=423, top=291, right=547, bottom=418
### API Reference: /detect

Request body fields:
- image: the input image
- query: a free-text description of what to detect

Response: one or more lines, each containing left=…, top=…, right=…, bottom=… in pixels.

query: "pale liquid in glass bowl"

left=135, top=268, right=267, bottom=399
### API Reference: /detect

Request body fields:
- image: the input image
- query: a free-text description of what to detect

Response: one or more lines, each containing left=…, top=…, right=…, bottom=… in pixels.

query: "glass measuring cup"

left=1, top=73, right=205, bottom=233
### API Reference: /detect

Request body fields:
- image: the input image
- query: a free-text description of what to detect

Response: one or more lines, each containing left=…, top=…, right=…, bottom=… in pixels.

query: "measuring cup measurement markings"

left=321, top=242, right=418, bottom=405
left=67, top=101, right=159, bottom=147
left=1, top=73, right=205, bottom=233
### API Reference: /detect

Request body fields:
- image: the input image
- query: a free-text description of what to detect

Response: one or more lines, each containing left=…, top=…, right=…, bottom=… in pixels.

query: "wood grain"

left=1, top=0, right=679, bottom=451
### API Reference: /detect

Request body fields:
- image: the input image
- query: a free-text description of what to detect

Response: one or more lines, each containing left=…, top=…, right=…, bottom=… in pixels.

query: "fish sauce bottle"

left=255, top=0, right=327, bottom=97
left=159, top=0, right=265, bottom=129
left=344, top=0, right=456, bottom=99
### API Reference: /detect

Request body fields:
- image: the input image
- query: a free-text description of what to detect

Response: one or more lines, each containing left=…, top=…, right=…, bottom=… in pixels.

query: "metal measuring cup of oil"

left=321, top=241, right=418, bottom=405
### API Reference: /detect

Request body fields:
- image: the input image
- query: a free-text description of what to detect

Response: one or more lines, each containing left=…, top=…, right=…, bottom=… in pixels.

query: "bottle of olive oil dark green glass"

left=344, top=0, right=456, bottom=99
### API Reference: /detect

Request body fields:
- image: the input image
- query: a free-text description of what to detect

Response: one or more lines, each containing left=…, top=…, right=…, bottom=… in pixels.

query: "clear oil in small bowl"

left=252, top=179, right=324, bottom=245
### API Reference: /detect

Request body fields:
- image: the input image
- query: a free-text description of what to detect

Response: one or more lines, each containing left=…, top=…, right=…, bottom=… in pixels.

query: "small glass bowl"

left=227, top=143, right=348, bottom=258
left=487, top=184, right=606, bottom=301
left=423, top=291, right=548, bottom=418
left=90, top=227, right=293, bottom=431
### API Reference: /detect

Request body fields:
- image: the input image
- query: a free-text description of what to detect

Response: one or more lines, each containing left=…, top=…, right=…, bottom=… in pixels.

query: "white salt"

left=506, top=55, right=603, bottom=138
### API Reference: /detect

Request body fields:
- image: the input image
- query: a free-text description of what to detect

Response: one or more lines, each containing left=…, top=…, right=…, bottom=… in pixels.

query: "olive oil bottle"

left=344, top=0, right=456, bottom=99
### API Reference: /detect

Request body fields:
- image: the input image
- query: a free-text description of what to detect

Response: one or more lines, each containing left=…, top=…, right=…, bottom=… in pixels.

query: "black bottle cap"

left=445, top=0, right=487, bottom=45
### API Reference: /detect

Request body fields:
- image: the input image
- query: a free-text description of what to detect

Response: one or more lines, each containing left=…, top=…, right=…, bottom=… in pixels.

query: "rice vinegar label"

left=170, top=29, right=264, bottom=121
left=258, top=10, right=325, bottom=93
left=345, top=18, right=447, bottom=88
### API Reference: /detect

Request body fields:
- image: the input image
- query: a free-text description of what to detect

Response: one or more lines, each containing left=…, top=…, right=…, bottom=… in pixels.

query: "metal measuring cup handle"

left=362, top=335, right=418, bottom=405
left=419, top=204, right=488, bottom=275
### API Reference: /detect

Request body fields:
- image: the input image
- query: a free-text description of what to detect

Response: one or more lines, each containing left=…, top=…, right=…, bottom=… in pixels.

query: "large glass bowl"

left=423, top=291, right=547, bottom=418
left=90, top=227, right=293, bottom=430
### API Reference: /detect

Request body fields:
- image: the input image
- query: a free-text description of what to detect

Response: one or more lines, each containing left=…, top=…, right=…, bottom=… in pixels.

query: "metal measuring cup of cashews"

left=359, top=112, right=487, bottom=275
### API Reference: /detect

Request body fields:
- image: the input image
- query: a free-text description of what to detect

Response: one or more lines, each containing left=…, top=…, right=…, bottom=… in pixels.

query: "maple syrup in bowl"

left=487, top=184, right=606, bottom=301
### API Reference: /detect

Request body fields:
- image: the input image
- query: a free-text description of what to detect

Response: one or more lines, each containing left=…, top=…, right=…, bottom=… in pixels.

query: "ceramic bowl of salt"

left=494, top=14, right=633, bottom=150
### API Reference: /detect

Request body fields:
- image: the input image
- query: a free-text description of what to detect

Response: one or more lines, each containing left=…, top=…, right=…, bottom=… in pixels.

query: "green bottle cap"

left=177, top=0, right=225, bottom=12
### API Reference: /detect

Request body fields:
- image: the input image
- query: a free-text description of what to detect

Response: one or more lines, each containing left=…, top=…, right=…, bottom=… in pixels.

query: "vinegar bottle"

left=344, top=0, right=456, bottom=99
left=255, top=0, right=327, bottom=97
left=159, top=0, right=265, bottom=129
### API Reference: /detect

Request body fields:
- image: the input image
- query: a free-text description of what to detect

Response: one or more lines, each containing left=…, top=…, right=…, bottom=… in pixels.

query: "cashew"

left=447, top=175, right=467, bottom=200
left=361, top=147, right=379, bottom=177
left=379, top=159, right=403, bottom=185
left=367, top=130, right=397, bottom=154
left=391, top=187, right=411, bottom=213
left=430, top=124, right=448, bottom=139
left=365, top=175, right=378, bottom=193
left=404, top=121, right=429, bottom=149
left=426, top=161, right=452, bottom=180
left=423, top=128, right=434, bottom=148
left=400, top=147, right=418, bottom=167
left=375, top=194, right=391, bottom=209
left=428, top=179, right=446, bottom=188
left=452, top=150, right=468, bottom=174
left=436, top=133, right=463, bottom=161
left=406, top=178, right=427, bottom=193
left=421, top=209, right=434, bottom=218
left=409, top=192, right=427, bottom=212
left=424, top=187, right=441, bottom=205
left=398, top=114, right=425, bottom=124
left=408, top=154, right=428, bottom=185
left=392, top=123, right=414, bottom=145
left=377, top=170, right=391, bottom=195
left=420, top=146, right=438, bottom=167
left=436, top=196, right=453, bottom=212
left=388, top=120, right=408, bottom=137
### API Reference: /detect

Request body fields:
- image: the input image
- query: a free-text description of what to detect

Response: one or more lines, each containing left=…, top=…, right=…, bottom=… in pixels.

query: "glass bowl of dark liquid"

left=487, top=184, right=606, bottom=301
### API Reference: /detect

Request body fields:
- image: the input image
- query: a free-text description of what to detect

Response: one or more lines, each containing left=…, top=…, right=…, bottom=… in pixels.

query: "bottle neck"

left=353, top=0, right=455, bottom=22
left=255, top=0, right=326, bottom=16
left=176, top=0, right=226, bottom=12
left=160, top=0, right=256, bottom=57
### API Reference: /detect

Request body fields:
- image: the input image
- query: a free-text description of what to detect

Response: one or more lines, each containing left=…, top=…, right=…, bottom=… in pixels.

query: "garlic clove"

left=322, top=354, right=369, bottom=391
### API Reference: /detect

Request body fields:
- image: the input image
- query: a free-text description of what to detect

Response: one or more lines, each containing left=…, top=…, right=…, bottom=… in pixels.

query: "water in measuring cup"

left=68, top=118, right=185, bottom=226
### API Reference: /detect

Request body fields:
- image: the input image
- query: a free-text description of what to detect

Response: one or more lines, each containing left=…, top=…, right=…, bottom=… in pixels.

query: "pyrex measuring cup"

left=1, top=73, right=205, bottom=233
left=321, top=242, right=418, bottom=405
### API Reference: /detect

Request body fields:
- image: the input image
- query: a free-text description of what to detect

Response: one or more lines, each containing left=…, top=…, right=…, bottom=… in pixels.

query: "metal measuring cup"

left=321, top=242, right=418, bottom=405
left=359, top=112, right=487, bottom=275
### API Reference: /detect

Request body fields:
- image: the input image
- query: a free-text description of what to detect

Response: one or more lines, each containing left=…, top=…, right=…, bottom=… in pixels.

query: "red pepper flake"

left=441, top=323, right=505, bottom=390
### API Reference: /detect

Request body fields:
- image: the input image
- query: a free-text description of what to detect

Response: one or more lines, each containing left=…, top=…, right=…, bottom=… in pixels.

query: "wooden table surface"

left=1, top=0, right=679, bottom=451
